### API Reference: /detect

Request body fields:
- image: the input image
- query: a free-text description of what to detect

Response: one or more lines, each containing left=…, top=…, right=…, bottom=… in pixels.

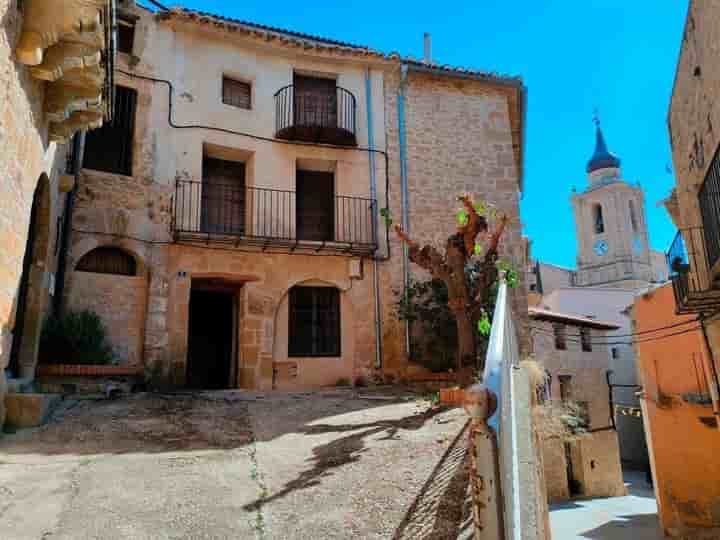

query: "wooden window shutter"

left=222, top=77, right=251, bottom=109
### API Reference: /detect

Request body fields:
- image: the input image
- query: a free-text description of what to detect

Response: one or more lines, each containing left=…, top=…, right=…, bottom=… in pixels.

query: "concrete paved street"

left=0, top=390, right=472, bottom=539
left=550, top=471, right=664, bottom=540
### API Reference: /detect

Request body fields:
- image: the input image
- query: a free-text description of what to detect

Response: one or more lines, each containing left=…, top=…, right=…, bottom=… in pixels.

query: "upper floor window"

left=117, top=18, right=135, bottom=55
left=76, top=247, right=136, bottom=276
left=296, top=170, right=334, bottom=241
left=593, top=204, right=605, bottom=234
left=553, top=323, right=567, bottom=351
left=629, top=200, right=638, bottom=233
left=580, top=327, right=592, bottom=352
left=222, top=77, right=252, bottom=109
left=83, top=86, right=136, bottom=175
left=559, top=375, right=572, bottom=402
left=288, top=286, right=341, bottom=357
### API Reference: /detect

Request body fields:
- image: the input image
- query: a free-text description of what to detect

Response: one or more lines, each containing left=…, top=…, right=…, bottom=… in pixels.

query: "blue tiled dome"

left=587, top=125, right=621, bottom=173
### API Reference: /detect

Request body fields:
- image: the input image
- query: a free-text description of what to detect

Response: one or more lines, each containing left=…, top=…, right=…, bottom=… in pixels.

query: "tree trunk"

left=455, top=308, right=476, bottom=370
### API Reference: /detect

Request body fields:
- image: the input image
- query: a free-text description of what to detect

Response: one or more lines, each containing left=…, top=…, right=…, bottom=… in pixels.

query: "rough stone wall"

left=0, top=0, right=68, bottom=423
left=66, top=273, right=147, bottom=365
left=668, top=0, right=720, bottom=229
left=380, top=67, right=528, bottom=372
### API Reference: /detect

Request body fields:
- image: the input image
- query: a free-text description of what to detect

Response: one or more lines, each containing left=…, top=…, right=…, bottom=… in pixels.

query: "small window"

left=559, top=375, right=572, bottom=402
left=580, top=327, right=592, bottom=352
left=553, top=323, right=567, bottom=351
left=288, top=287, right=340, bottom=357
left=76, top=247, right=136, bottom=276
left=222, top=77, right=252, bottom=109
left=593, top=204, right=605, bottom=234
left=117, top=19, right=135, bottom=55
left=83, top=86, right=137, bottom=175
left=611, top=347, right=619, bottom=359
left=629, top=200, right=638, bottom=233
left=529, top=283, right=537, bottom=292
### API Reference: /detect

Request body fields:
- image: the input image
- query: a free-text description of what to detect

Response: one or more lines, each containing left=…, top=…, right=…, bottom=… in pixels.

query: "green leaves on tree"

left=477, top=312, right=492, bottom=336
left=380, top=207, right=393, bottom=227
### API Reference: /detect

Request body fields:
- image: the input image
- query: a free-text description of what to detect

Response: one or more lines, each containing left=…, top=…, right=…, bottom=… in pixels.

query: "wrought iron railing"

left=699, top=147, right=720, bottom=273
left=666, top=228, right=720, bottom=314
left=173, top=180, right=376, bottom=253
left=274, top=85, right=357, bottom=145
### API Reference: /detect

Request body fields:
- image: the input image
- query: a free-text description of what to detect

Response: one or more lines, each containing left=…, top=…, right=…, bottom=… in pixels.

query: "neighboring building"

left=633, top=283, right=720, bottom=537
left=47, top=4, right=528, bottom=393
left=529, top=307, right=625, bottom=502
left=665, top=0, right=720, bottom=427
left=529, top=121, right=667, bottom=468
left=0, top=0, right=114, bottom=425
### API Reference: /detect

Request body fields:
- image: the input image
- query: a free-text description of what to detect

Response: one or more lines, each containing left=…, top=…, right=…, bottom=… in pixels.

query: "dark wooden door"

left=296, top=170, right=334, bottom=241
left=201, top=158, right=246, bottom=234
left=293, top=75, right=337, bottom=128
left=186, top=290, right=234, bottom=389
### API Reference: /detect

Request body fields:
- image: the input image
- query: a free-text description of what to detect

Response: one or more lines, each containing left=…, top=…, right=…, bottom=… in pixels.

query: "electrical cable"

left=115, top=68, right=392, bottom=261
left=530, top=316, right=699, bottom=339
left=529, top=325, right=702, bottom=345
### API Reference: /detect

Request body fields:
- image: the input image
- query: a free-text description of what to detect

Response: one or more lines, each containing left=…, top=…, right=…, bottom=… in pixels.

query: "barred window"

left=83, top=86, right=136, bottom=175
left=580, top=327, right=592, bottom=352
left=76, top=247, right=136, bottom=276
left=553, top=323, right=567, bottom=351
left=117, top=18, right=135, bottom=54
left=288, top=287, right=340, bottom=357
left=222, top=77, right=252, bottom=109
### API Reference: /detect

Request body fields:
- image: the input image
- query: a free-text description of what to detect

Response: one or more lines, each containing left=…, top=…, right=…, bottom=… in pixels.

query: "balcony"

left=274, top=84, right=357, bottom=146
left=173, top=180, right=376, bottom=255
left=699, top=149, right=720, bottom=278
left=15, top=0, right=115, bottom=142
left=666, top=228, right=720, bottom=314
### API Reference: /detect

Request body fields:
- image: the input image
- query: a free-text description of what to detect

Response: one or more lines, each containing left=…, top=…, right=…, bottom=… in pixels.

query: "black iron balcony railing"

left=666, top=228, right=720, bottom=314
left=274, top=85, right=357, bottom=146
left=173, top=180, right=376, bottom=254
left=699, top=147, right=720, bottom=275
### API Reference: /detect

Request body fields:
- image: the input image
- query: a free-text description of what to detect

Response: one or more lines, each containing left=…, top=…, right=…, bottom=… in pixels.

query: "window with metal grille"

left=288, top=287, right=340, bottom=357
left=117, top=19, right=135, bottom=54
left=222, top=77, right=252, bottom=109
left=553, top=323, right=567, bottom=351
left=83, top=86, right=136, bottom=175
left=580, top=327, right=592, bottom=352
left=76, top=247, right=137, bottom=276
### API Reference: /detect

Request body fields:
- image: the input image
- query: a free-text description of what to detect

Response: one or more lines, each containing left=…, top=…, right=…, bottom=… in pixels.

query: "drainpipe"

left=698, top=315, right=720, bottom=431
left=398, top=63, right=410, bottom=358
left=365, top=67, right=383, bottom=369
left=54, top=131, right=85, bottom=314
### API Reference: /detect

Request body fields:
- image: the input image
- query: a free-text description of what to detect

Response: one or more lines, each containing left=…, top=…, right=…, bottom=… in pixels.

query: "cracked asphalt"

left=0, top=390, right=472, bottom=540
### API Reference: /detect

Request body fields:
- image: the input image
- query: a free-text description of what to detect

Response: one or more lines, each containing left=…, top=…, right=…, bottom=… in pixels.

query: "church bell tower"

left=572, top=119, right=655, bottom=288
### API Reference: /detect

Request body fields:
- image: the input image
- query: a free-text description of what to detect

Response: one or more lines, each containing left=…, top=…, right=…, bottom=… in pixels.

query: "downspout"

left=54, top=131, right=85, bottom=313
left=398, top=63, right=410, bottom=357
left=365, top=67, right=383, bottom=369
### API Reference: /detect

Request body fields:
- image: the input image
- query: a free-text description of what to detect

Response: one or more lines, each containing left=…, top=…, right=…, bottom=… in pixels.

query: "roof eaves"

left=528, top=308, right=620, bottom=330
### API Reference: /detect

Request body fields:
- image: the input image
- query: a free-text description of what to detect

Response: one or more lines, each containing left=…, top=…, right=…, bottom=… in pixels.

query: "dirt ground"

left=0, top=389, right=473, bottom=540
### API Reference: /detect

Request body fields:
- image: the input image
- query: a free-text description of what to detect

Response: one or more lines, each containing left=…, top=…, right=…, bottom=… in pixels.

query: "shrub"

left=39, top=310, right=115, bottom=365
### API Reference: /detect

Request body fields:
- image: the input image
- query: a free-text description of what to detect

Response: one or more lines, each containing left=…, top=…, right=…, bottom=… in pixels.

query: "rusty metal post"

left=465, top=383, right=504, bottom=540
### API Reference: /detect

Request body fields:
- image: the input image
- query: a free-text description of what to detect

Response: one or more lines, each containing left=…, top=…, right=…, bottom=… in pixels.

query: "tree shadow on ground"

left=242, top=405, right=449, bottom=512
left=576, top=513, right=662, bottom=539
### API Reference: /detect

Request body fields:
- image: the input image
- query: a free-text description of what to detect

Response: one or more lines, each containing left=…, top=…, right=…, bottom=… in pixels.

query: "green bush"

left=39, top=310, right=115, bottom=365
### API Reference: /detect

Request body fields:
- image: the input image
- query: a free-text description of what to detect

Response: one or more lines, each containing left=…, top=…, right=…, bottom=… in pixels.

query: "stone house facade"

left=529, top=307, right=625, bottom=502
left=3, top=1, right=528, bottom=403
left=0, top=0, right=114, bottom=425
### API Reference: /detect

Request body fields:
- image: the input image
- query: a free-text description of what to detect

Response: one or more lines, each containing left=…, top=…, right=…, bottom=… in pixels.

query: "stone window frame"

left=593, top=203, right=605, bottom=234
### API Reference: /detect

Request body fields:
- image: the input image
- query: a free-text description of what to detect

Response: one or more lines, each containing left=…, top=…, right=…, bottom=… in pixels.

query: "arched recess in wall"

left=593, top=204, right=605, bottom=234
left=69, top=245, right=148, bottom=365
left=9, top=174, right=52, bottom=378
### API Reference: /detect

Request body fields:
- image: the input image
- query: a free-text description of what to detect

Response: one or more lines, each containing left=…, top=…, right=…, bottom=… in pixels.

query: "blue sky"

left=165, top=0, right=688, bottom=268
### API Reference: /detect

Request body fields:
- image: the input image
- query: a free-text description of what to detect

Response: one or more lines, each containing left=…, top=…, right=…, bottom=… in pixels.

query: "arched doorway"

left=8, top=175, right=51, bottom=379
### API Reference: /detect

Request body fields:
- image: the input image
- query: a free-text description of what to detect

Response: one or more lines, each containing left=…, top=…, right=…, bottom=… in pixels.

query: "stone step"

left=4, top=393, right=62, bottom=429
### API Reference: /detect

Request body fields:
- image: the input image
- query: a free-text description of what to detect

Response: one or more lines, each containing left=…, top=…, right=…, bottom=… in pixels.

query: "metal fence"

left=174, top=179, right=376, bottom=251
left=699, top=147, right=720, bottom=272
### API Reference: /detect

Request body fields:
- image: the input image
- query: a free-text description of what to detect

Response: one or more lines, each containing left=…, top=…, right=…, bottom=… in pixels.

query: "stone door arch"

left=9, top=174, right=51, bottom=379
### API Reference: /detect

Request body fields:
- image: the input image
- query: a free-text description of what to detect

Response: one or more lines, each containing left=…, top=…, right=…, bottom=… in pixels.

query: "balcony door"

left=296, top=170, right=334, bottom=241
left=201, top=158, right=246, bottom=235
left=294, top=74, right=337, bottom=129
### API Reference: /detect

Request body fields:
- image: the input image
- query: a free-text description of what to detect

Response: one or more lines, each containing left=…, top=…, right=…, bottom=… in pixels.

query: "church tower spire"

left=587, top=116, right=621, bottom=177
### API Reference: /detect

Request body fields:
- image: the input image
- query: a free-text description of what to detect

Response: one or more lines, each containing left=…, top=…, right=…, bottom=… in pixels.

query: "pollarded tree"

left=388, top=195, right=510, bottom=373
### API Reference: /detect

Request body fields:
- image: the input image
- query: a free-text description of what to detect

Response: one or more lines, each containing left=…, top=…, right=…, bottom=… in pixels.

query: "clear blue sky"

left=165, top=0, right=688, bottom=268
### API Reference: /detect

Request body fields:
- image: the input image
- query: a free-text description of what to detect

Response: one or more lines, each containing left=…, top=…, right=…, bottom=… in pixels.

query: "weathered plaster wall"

left=380, top=67, right=528, bottom=372
left=0, top=0, right=68, bottom=423
left=634, top=283, right=720, bottom=537
left=531, top=317, right=625, bottom=500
